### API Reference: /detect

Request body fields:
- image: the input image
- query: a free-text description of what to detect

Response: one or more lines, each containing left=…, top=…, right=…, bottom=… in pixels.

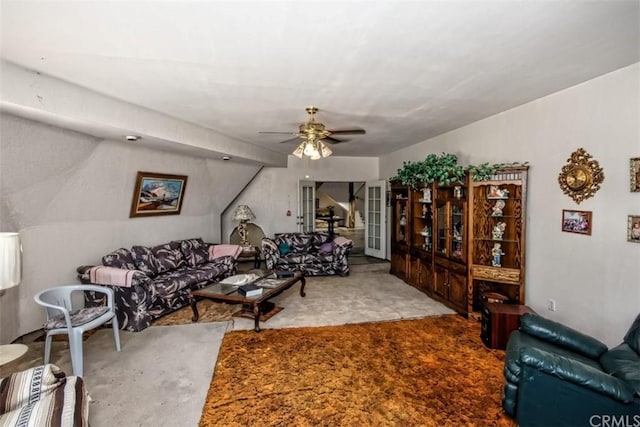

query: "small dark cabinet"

left=481, top=303, right=534, bottom=350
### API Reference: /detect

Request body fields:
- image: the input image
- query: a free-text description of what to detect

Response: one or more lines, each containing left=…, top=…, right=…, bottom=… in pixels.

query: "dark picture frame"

left=561, top=209, right=592, bottom=235
left=628, top=215, right=640, bottom=243
left=631, top=158, right=640, bottom=192
left=129, top=171, right=188, bottom=218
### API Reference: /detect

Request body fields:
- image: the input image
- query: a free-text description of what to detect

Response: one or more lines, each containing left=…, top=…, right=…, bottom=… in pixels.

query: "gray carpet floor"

left=2, top=263, right=454, bottom=426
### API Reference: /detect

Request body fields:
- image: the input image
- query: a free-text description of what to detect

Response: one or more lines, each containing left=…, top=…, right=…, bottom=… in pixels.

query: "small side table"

left=481, top=303, right=535, bottom=350
left=237, top=246, right=261, bottom=268
left=0, top=344, right=28, bottom=366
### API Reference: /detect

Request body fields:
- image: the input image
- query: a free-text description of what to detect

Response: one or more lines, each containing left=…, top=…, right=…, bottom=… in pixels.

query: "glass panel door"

left=436, top=202, right=447, bottom=255
left=365, top=180, right=386, bottom=259
left=451, top=203, right=464, bottom=260
left=298, top=181, right=315, bottom=233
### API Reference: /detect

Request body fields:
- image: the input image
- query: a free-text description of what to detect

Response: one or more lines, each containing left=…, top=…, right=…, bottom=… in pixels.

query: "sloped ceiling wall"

left=0, top=113, right=260, bottom=342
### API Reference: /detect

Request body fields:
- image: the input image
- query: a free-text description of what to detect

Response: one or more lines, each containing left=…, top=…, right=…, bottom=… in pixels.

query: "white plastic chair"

left=34, top=285, right=121, bottom=377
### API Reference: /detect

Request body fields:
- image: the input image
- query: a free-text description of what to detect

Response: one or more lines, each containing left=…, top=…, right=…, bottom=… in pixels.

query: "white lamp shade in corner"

left=0, top=232, right=21, bottom=290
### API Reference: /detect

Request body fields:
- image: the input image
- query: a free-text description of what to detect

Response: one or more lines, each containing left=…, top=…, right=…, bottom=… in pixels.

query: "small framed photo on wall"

left=631, top=158, right=640, bottom=192
left=561, top=209, right=592, bottom=235
left=628, top=215, right=640, bottom=243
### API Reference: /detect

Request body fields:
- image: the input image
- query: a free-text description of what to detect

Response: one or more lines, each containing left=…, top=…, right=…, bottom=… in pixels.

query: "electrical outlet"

left=547, top=299, right=556, bottom=311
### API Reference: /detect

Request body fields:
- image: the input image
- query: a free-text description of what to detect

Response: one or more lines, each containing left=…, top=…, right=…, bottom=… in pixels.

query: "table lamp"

left=0, top=232, right=28, bottom=366
left=232, top=205, right=256, bottom=248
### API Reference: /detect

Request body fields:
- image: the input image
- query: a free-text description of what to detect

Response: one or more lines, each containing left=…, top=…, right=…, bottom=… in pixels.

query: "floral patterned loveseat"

left=77, top=238, right=241, bottom=332
left=261, top=232, right=353, bottom=276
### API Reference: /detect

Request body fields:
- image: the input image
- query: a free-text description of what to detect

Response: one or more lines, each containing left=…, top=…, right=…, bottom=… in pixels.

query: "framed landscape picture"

left=129, top=172, right=188, bottom=218
left=631, top=158, right=640, bottom=192
left=628, top=215, right=640, bottom=243
left=561, top=209, right=592, bottom=235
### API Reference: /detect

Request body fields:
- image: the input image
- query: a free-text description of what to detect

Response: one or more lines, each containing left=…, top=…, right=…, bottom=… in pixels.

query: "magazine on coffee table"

left=254, top=278, right=282, bottom=289
left=219, top=273, right=260, bottom=286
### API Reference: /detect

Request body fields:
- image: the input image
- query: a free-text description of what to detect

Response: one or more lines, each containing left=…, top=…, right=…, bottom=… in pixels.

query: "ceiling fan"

left=259, top=106, right=366, bottom=145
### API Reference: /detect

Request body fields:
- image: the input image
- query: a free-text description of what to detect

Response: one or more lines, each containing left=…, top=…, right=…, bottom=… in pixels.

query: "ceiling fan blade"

left=324, top=136, right=348, bottom=144
left=279, top=136, right=303, bottom=144
left=259, top=131, right=297, bottom=135
left=327, top=129, right=366, bottom=135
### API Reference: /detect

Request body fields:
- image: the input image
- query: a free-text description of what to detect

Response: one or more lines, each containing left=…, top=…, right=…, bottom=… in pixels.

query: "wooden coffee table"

left=190, top=271, right=305, bottom=332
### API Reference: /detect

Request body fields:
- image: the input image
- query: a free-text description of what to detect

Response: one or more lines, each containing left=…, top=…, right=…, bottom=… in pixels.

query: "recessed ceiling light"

left=222, top=156, right=231, bottom=161
left=124, top=135, right=141, bottom=141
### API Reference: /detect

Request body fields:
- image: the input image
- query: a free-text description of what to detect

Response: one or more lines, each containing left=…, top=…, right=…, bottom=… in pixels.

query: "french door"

left=298, top=181, right=315, bottom=232
left=364, top=180, right=386, bottom=258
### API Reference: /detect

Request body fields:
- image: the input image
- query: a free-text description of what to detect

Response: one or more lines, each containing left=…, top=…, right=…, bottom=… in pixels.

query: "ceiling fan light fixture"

left=292, top=138, right=332, bottom=160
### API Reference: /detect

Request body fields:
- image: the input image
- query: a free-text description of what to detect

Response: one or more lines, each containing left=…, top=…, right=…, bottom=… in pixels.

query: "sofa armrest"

left=520, top=346, right=635, bottom=403
left=78, top=266, right=151, bottom=288
left=520, top=313, right=608, bottom=359
left=332, top=236, right=353, bottom=259
left=261, top=238, right=279, bottom=270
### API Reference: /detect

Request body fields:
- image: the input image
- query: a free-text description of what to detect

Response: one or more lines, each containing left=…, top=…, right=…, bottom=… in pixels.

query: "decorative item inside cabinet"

left=411, top=186, right=433, bottom=253
left=393, top=188, right=409, bottom=247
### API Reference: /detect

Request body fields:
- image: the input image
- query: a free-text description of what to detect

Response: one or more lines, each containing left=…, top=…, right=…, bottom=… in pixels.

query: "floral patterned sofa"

left=261, top=232, right=353, bottom=276
left=77, top=238, right=241, bottom=332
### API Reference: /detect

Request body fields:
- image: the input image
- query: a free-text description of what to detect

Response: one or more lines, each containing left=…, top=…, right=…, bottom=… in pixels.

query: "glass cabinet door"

left=451, top=202, right=465, bottom=261
left=436, top=202, right=447, bottom=255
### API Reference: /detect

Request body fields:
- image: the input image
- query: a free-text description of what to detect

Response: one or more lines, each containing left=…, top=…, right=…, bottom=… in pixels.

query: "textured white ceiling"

left=1, top=1, right=638, bottom=157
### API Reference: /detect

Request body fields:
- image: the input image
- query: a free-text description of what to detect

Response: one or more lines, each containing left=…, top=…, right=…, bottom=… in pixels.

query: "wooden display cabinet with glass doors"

left=408, top=184, right=435, bottom=293
left=432, top=179, right=469, bottom=313
left=389, top=183, right=410, bottom=280
left=468, top=166, right=528, bottom=317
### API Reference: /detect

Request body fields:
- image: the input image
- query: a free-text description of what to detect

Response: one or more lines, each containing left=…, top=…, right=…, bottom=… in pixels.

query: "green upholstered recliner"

left=503, top=313, right=640, bottom=427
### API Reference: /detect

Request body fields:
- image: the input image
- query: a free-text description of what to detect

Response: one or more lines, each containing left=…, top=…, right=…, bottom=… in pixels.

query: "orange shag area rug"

left=200, top=315, right=515, bottom=426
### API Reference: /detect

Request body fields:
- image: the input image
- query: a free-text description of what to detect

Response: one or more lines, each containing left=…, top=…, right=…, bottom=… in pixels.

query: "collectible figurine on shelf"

left=492, top=222, right=506, bottom=240
left=400, top=207, right=406, bottom=226
left=492, top=243, right=505, bottom=267
left=421, top=187, right=432, bottom=203
left=453, top=242, right=462, bottom=258
left=454, top=186, right=463, bottom=199
left=491, top=199, right=506, bottom=217
left=488, top=186, right=509, bottom=199
left=422, top=204, right=429, bottom=218
left=453, top=225, right=462, bottom=241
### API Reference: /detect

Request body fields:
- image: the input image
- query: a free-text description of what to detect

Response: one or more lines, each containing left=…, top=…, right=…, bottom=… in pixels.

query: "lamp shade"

left=0, top=232, right=21, bottom=290
left=292, top=139, right=332, bottom=160
left=232, top=205, right=256, bottom=221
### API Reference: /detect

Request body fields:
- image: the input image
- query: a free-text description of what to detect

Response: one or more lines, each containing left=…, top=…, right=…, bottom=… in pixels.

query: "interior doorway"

left=313, top=181, right=365, bottom=255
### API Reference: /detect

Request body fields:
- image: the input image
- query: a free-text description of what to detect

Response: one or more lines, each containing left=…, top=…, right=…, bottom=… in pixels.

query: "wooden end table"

left=481, top=303, right=535, bottom=350
left=237, top=246, right=261, bottom=268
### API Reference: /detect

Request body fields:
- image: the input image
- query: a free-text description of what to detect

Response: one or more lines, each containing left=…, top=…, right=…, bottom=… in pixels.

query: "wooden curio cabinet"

left=468, top=166, right=528, bottom=316
left=389, top=166, right=527, bottom=318
left=389, top=183, right=410, bottom=280
left=389, top=177, right=471, bottom=315
left=432, top=180, right=469, bottom=313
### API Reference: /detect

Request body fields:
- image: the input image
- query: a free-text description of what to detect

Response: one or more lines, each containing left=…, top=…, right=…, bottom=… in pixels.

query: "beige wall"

left=0, top=114, right=259, bottom=343
left=379, top=63, right=640, bottom=347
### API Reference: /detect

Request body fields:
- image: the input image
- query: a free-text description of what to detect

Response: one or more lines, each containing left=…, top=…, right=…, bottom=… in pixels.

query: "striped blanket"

left=0, top=364, right=89, bottom=427
left=89, top=266, right=136, bottom=288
